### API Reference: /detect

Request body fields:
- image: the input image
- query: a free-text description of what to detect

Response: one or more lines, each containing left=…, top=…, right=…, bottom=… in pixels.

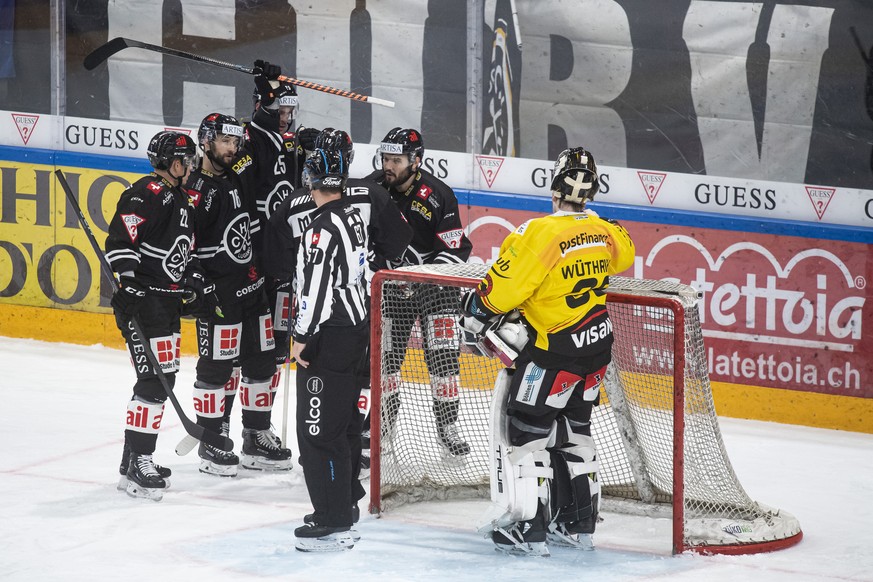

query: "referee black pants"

left=295, top=320, right=369, bottom=528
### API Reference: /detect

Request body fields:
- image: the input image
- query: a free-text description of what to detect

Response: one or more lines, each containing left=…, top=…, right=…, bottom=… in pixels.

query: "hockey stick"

left=54, top=169, right=232, bottom=452
left=281, top=356, right=291, bottom=445
left=84, top=37, right=395, bottom=108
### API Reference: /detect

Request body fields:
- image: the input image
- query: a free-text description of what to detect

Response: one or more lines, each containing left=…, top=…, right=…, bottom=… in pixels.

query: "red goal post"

left=368, top=264, right=802, bottom=555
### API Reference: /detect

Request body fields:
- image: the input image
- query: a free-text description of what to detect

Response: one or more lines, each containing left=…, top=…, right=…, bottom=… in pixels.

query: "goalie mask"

left=550, top=147, right=600, bottom=205
left=302, top=148, right=348, bottom=192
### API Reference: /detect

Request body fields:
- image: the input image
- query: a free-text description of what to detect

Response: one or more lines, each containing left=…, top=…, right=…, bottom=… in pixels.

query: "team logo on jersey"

left=223, top=213, right=253, bottom=264
left=147, top=181, right=163, bottom=194
left=163, top=235, right=193, bottom=282
left=120, top=213, right=145, bottom=242
left=416, top=185, right=432, bottom=200
left=437, top=228, right=464, bottom=249
left=259, top=180, right=294, bottom=218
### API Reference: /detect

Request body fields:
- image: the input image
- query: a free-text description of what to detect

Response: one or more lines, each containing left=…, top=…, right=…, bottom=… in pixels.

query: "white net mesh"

left=371, top=264, right=801, bottom=554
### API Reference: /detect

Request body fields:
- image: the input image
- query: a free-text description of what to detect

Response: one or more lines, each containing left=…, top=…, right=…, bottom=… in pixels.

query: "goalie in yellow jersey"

left=460, top=147, right=635, bottom=557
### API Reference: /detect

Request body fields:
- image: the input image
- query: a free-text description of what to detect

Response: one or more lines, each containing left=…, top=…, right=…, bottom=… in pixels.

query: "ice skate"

left=123, top=453, right=167, bottom=501
left=304, top=505, right=361, bottom=541
left=241, top=428, right=293, bottom=471
left=437, top=423, right=471, bottom=457
left=118, top=442, right=171, bottom=490
left=294, top=523, right=356, bottom=552
left=198, top=440, right=239, bottom=477
left=546, top=522, right=595, bottom=550
left=491, top=524, right=549, bottom=557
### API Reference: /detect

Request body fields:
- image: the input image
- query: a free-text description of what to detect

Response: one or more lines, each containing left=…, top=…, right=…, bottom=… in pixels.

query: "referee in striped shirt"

left=291, top=148, right=369, bottom=551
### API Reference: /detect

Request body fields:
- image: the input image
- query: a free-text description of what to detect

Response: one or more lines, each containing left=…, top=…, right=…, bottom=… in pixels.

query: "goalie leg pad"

left=487, top=369, right=555, bottom=527
left=550, top=417, right=600, bottom=533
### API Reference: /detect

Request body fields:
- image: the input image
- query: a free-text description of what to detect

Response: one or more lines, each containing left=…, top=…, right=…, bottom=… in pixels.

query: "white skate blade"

left=199, top=460, right=238, bottom=477
left=493, top=541, right=549, bottom=558
left=295, top=531, right=355, bottom=552
left=118, top=474, right=170, bottom=491
left=124, top=480, right=164, bottom=502
left=547, top=531, right=594, bottom=550
left=241, top=454, right=293, bottom=471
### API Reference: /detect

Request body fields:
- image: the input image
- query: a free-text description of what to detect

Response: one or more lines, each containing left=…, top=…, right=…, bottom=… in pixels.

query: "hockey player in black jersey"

left=262, top=128, right=412, bottom=478
left=368, top=128, right=474, bottom=457
left=291, top=149, right=370, bottom=552
left=229, top=60, right=308, bottom=434
left=106, top=131, right=203, bottom=501
left=185, top=112, right=293, bottom=476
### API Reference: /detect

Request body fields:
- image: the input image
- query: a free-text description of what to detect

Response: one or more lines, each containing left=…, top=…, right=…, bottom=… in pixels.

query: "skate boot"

left=241, top=428, right=293, bottom=471
left=304, top=505, right=361, bottom=542
left=294, top=523, right=356, bottom=552
left=198, top=441, right=239, bottom=477
left=118, top=441, right=171, bottom=490
left=124, top=452, right=168, bottom=501
left=437, top=423, right=471, bottom=456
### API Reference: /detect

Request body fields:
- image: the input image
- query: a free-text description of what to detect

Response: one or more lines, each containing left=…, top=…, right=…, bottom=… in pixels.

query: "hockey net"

left=368, top=264, right=802, bottom=555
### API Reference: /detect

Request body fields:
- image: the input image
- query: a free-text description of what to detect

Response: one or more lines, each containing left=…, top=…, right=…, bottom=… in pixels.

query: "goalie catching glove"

left=459, top=291, right=530, bottom=366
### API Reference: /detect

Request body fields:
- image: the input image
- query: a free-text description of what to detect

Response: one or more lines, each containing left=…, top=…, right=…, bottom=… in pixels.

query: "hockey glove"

left=253, top=59, right=282, bottom=80
left=253, top=59, right=281, bottom=108
left=182, top=272, right=223, bottom=320
left=297, top=126, right=320, bottom=153
left=459, top=291, right=529, bottom=366
left=111, top=275, right=146, bottom=318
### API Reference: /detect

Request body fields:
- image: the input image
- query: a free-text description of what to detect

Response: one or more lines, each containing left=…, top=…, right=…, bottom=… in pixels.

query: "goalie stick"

left=84, top=37, right=395, bottom=108
left=54, top=170, right=232, bottom=452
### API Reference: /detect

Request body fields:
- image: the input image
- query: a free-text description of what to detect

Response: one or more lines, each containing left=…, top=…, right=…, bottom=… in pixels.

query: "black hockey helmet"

left=198, top=112, right=244, bottom=148
left=550, top=147, right=600, bottom=204
left=302, top=148, right=349, bottom=192
left=314, top=127, right=354, bottom=166
left=147, top=131, right=196, bottom=171
left=378, top=127, right=424, bottom=163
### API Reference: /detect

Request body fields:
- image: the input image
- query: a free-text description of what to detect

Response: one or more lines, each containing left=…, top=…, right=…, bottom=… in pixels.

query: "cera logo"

left=638, top=235, right=866, bottom=351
